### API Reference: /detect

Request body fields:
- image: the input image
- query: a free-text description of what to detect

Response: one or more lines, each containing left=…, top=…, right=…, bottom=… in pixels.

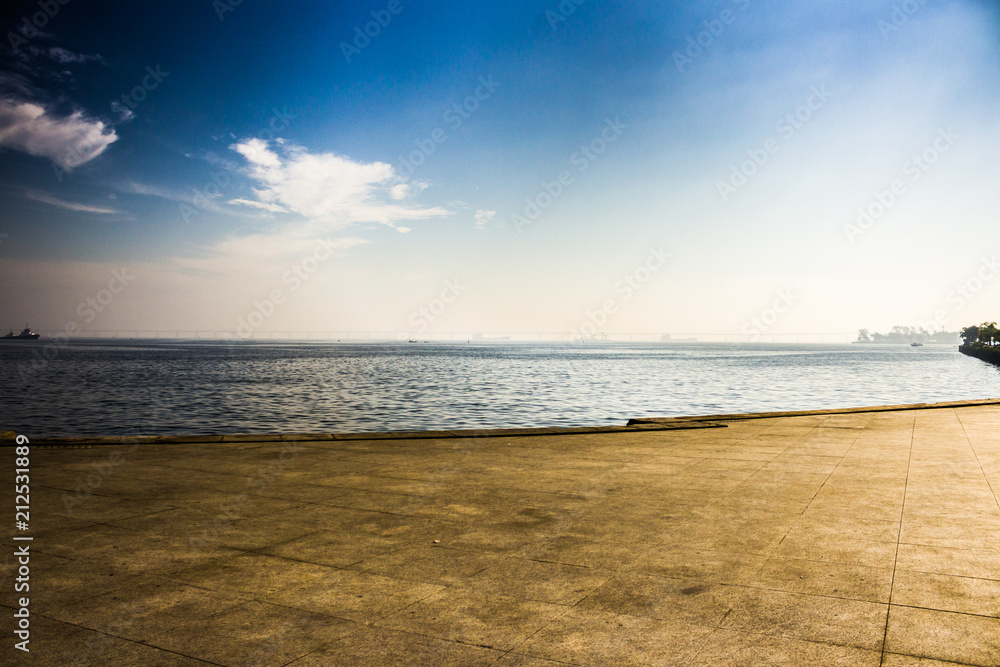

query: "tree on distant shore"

left=863, top=326, right=958, bottom=344
left=981, top=322, right=998, bottom=347
left=961, top=325, right=980, bottom=346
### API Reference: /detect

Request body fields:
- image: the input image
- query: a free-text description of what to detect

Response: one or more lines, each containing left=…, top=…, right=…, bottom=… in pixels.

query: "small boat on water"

left=910, top=342, right=924, bottom=347
left=4, top=325, right=40, bottom=340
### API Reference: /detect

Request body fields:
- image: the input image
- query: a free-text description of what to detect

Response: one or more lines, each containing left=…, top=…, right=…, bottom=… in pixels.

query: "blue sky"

left=1, top=0, right=998, bottom=339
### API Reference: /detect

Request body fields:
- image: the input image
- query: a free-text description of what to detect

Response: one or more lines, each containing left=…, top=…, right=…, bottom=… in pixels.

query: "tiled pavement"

left=3, top=402, right=1000, bottom=665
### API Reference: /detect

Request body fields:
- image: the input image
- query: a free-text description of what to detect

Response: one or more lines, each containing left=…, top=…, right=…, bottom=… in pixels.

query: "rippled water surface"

left=2, top=340, right=998, bottom=437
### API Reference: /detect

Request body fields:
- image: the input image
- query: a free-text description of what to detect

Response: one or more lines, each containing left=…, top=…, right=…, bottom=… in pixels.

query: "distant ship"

left=910, top=342, right=924, bottom=347
left=4, top=325, right=40, bottom=340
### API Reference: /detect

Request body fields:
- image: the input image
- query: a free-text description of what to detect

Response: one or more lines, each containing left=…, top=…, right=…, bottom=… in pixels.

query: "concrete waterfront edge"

left=0, top=421, right=728, bottom=448
left=960, top=344, right=1000, bottom=365
left=626, top=397, right=1000, bottom=425
left=4, top=397, right=1000, bottom=447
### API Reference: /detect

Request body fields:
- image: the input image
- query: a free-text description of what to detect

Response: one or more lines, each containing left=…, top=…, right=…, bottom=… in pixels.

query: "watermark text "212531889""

left=13, top=435, right=32, bottom=653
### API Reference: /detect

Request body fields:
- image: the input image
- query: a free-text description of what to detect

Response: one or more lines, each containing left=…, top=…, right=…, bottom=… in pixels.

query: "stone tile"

left=44, top=578, right=247, bottom=643
left=124, top=466, right=256, bottom=493
left=885, top=605, right=1000, bottom=666
left=577, top=572, right=747, bottom=627
left=27, top=554, right=145, bottom=614
left=3, top=509, right=95, bottom=538
left=629, top=545, right=769, bottom=585
left=772, top=533, right=897, bottom=569
left=896, top=543, right=1000, bottom=579
left=464, top=555, right=613, bottom=605
left=292, top=503, right=445, bottom=540
left=37, top=525, right=231, bottom=575
left=786, top=513, right=900, bottom=543
left=33, top=522, right=149, bottom=559
left=376, top=589, right=567, bottom=651
left=285, top=627, right=502, bottom=666
left=710, top=495, right=814, bottom=514
left=900, top=520, right=1000, bottom=551
left=262, top=528, right=402, bottom=568
left=517, top=532, right=661, bottom=569
left=516, top=608, right=714, bottom=666
left=690, top=628, right=882, bottom=666
left=892, top=570, right=1000, bottom=617
left=104, top=641, right=219, bottom=665
left=13, top=614, right=164, bottom=666
left=351, top=544, right=498, bottom=586
left=316, top=473, right=449, bottom=496
left=749, top=470, right=831, bottom=486
left=158, top=600, right=359, bottom=666
left=760, top=461, right=839, bottom=475
left=491, top=653, right=574, bottom=666
left=670, top=525, right=790, bottom=556
left=52, top=494, right=179, bottom=523
left=721, top=588, right=887, bottom=651
left=205, top=515, right=325, bottom=551
left=882, top=654, right=984, bottom=666
left=317, top=487, right=438, bottom=515
left=440, top=519, right=556, bottom=556
left=669, top=476, right=746, bottom=492
left=804, top=496, right=903, bottom=522
left=113, top=506, right=319, bottom=551
left=255, top=481, right=350, bottom=504
left=142, top=487, right=307, bottom=518
left=167, top=551, right=339, bottom=597
left=728, top=481, right=822, bottom=502
left=264, top=568, right=443, bottom=623
left=753, top=557, right=893, bottom=602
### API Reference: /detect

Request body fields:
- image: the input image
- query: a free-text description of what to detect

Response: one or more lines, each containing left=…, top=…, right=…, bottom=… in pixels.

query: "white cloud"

left=229, top=138, right=452, bottom=230
left=228, top=198, right=288, bottom=213
left=474, top=209, right=496, bottom=229
left=45, top=48, right=105, bottom=65
left=116, top=181, right=186, bottom=200
left=110, top=101, right=135, bottom=123
left=0, top=97, right=117, bottom=169
left=24, top=190, right=116, bottom=214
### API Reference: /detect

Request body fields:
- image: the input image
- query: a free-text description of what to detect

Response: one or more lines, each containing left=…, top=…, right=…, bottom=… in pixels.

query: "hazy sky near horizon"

left=1, top=0, right=998, bottom=338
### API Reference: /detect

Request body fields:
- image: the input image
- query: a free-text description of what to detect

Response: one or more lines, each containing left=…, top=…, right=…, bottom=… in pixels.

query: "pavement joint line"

left=887, top=602, right=1000, bottom=620
left=956, top=409, right=1000, bottom=515
left=32, top=610, right=227, bottom=666
left=503, top=603, right=578, bottom=661
left=880, top=412, right=916, bottom=666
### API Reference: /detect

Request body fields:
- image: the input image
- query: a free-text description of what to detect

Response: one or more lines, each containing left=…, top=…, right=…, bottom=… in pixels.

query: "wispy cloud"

left=43, top=47, right=106, bottom=65
left=116, top=180, right=259, bottom=222
left=474, top=209, right=496, bottom=229
left=227, top=197, right=287, bottom=213
left=228, top=138, right=452, bottom=231
left=116, top=180, right=187, bottom=201
left=24, top=190, right=116, bottom=214
left=0, top=97, right=117, bottom=169
left=0, top=72, right=37, bottom=99
left=171, top=232, right=370, bottom=279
